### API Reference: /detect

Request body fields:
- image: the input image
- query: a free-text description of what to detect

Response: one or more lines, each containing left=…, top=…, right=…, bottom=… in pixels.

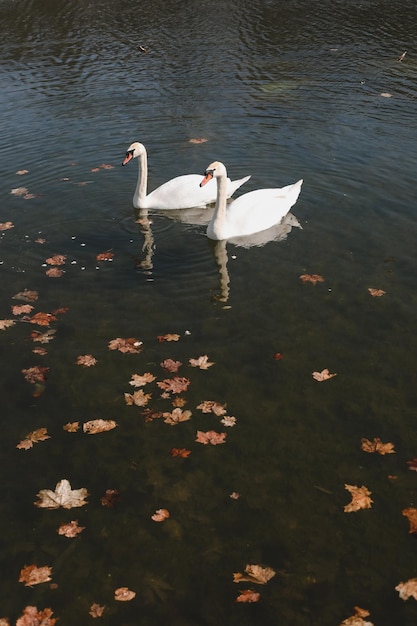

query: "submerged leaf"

left=312, top=368, right=337, bottom=382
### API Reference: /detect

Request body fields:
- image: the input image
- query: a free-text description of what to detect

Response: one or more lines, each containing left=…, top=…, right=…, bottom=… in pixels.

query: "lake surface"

left=1, top=0, right=417, bottom=624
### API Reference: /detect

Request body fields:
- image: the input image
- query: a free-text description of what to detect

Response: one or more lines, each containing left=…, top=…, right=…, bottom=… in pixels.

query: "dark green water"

left=1, top=0, right=417, bottom=624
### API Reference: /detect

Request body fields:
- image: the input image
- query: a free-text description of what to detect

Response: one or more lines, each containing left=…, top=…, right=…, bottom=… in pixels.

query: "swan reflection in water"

left=133, top=207, right=302, bottom=302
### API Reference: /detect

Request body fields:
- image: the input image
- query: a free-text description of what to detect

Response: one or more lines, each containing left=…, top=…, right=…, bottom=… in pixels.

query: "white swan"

left=200, top=161, right=303, bottom=240
left=122, top=142, right=250, bottom=210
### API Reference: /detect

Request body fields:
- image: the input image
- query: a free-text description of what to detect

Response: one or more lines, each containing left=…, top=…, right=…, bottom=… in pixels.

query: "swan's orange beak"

left=122, top=151, right=134, bottom=166
left=200, top=172, right=213, bottom=187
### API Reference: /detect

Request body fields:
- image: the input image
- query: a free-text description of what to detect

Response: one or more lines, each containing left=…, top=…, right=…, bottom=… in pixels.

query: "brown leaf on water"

left=63, top=421, right=80, bottom=432
left=19, top=565, right=52, bottom=587
left=402, top=508, right=417, bottom=534
left=114, top=587, right=136, bottom=602
left=233, top=564, right=276, bottom=585
left=83, top=419, right=117, bottom=434
left=189, top=137, right=208, bottom=144
left=221, top=415, right=237, bottom=427
left=312, top=368, right=337, bottom=381
left=157, top=333, right=180, bottom=342
left=160, top=358, right=182, bottom=373
left=89, top=603, right=105, bottom=618
left=344, top=484, right=373, bottom=512
left=141, top=408, right=164, bottom=422
left=99, top=163, right=114, bottom=170
left=32, top=347, right=47, bottom=356
left=196, top=430, right=226, bottom=445
left=129, top=372, right=156, bottom=387
left=172, top=396, right=187, bottom=407
left=16, top=169, right=29, bottom=175
left=108, top=337, right=143, bottom=353
left=407, top=458, right=417, bottom=471
left=151, top=508, right=170, bottom=522
left=300, top=273, right=325, bottom=284
left=45, top=255, right=66, bottom=266
left=76, top=354, right=97, bottom=367
left=368, top=288, right=386, bottom=297
left=57, top=520, right=85, bottom=538
left=170, top=447, right=191, bottom=458
left=189, top=355, right=214, bottom=369
left=34, top=479, right=89, bottom=509
left=30, top=329, right=56, bottom=343
left=124, top=389, right=152, bottom=407
left=13, top=289, right=39, bottom=302
left=51, top=306, right=68, bottom=316
left=0, top=618, right=10, bottom=626
left=235, top=589, right=261, bottom=603
left=101, top=488, right=121, bottom=507
left=157, top=376, right=190, bottom=394
left=12, top=304, right=34, bottom=315
left=16, top=606, right=57, bottom=626
left=396, top=578, right=417, bottom=600
left=96, top=250, right=114, bottom=261
left=0, top=221, right=14, bottom=231
left=17, top=427, right=50, bottom=450
left=45, top=267, right=64, bottom=278
left=361, top=437, right=395, bottom=455
left=0, top=319, right=16, bottom=330
left=29, top=312, right=57, bottom=326
left=196, top=400, right=227, bottom=415
left=163, top=408, right=192, bottom=426
left=22, top=365, right=49, bottom=384
left=340, top=606, right=373, bottom=626
left=10, top=186, right=29, bottom=196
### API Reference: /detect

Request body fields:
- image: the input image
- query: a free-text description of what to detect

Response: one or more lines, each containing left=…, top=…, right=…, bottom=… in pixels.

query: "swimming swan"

left=122, top=142, right=250, bottom=210
left=200, top=161, right=303, bottom=240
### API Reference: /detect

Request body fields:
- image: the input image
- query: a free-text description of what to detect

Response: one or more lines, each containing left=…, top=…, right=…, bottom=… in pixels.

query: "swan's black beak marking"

left=200, top=169, right=214, bottom=187
left=122, top=150, right=134, bottom=166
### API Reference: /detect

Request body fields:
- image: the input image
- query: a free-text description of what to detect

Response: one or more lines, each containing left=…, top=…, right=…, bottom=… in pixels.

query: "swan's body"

left=200, top=161, right=303, bottom=240
left=122, top=142, right=250, bottom=210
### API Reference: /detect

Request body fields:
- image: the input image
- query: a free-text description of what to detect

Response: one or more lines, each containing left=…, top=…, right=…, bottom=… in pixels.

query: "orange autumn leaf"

left=12, top=289, right=39, bottom=302
left=17, top=427, right=50, bottom=450
left=124, top=389, right=152, bottom=407
left=236, top=589, right=261, bottom=603
left=196, top=400, right=227, bottom=415
left=108, top=337, right=143, bottom=353
left=34, top=479, right=89, bottom=509
left=151, top=508, right=170, bottom=522
left=96, top=250, right=114, bottom=261
left=0, top=221, right=14, bottom=231
left=196, top=430, right=226, bottom=445
left=344, top=484, right=373, bottom=512
left=233, top=564, right=276, bottom=584
left=170, top=448, right=191, bottom=458
left=0, top=319, right=16, bottom=330
left=29, top=312, right=57, bottom=326
left=157, top=333, right=180, bottom=342
left=189, top=355, right=214, bottom=369
left=45, top=254, right=66, bottom=266
left=129, top=372, right=156, bottom=387
left=163, top=408, right=192, bottom=426
left=361, top=437, right=395, bottom=455
left=19, top=565, right=52, bottom=587
left=160, top=358, right=182, bottom=373
left=402, top=508, right=417, bottom=534
left=76, top=354, right=97, bottom=367
left=89, top=603, right=105, bottom=618
left=57, top=520, right=85, bottom=538
left=368, top=288, right=385, bottom=297
left=300, top=273, right=325, bottom=284
left=16, top=606, right=57, bottom=626
left=114, top=587, right=136, bottom=602
left=83, top=419, right=117, bottom=434
left=340, top=606, right=373, bottom=625
left=63, top=421, right=80, bottom=432
left=157, top=376, right=190, bottom=394
left=12, top=304, right=34, bottom=316
left=396, top=578, right=417, bottom=601
left=22, top=365, right=49, bottom=384
left=312, top=368, right=337, bottom=382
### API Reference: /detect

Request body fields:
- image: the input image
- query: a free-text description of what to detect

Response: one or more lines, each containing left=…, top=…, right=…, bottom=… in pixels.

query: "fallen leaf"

left=30, top=329, right=56, bottom=343
left=0, top=221, right=14, bottom=231
left=96, top=250, right=114, bottom=261
left=160, top=359, right=182, bottom=373
left=16, top=169, right=29, bottom=175
left=114, top=587, right=136, bottom=601
left=16, top=606, right=57, bottom=626
left=0, top=319, right=16, bottom=330
left=230, top=492, right=240, bottom=500
left=34, top=479, right=89, bottom=509
left=17, top=428, right=50, bottom=450
left=163, top=408, right=192, bottom=426
left=189, top=355, right=214, bottom=369
left=196, top=430, right=227, bottom=445
left=273, top=352, right=283, bottom=360
left=340, top=606, right=373, bottom=626
left=29, top=312, right=57, bottom=326
left=99, top=163, right=114, bottom=170
left=19, top=565, right=52, bottom=587
left=396, top=577, right=417, bottom=600
left=170, top=448, right=191, bottom=458
left=157, top=333, right=180, bottom=342
left=196, top=400, right=227, bottom=415
left=108, top=337, right=143, bottom=353
left=45, top=255, right=66, bottom=266
left=57, top=520, right=85, bottom=538
left=380, top=92, right=393, bottom=98
left=407, top=458, right=417, bottom=471
left=76, top=354, right=97, bottom=367
left=10, top=186, right=29, bottom=196
left=189, top=137, right=208, bottom=144
left=344, top=484, right=373, bottom=512
left=172, top=396, right=187, bottom=408
left=368, top=288, right=386, bottom=297
left=12, top=304, right=34, bottom=315
left=89, top=603, right=105, bottom=618
left=361, top=437, right=395, bottom=455
left=124, top=389, right=152, bottom=406
left=312, top=368, right=337, bottom=381
left=300, top=273, right=325, bottom=284
left=45, top=267, right=64, bottom=277
left=221, top=415, right=237, bottom=427
left=22, top=365, right=49, bottom=384
left=402, top=508, right=417, bottom=534
left=83, top=419, right=117, bottom=434
left=63, top=421, right=80, bottom=432
left=32, top=347, right=47, bottom=356
left=157, top=376, right=190, bottom=394
left=141, top=408, right=164, bottom=422
left=101, top=489, right=121, bottom=507
left=233, top=564, right=276, bottom=584
left=13, top=289, right=38, bottom=302
left=151, top=508, right=170, bottom=522
left=129, top=372, right=156, bottom=387
left=235, top=589, right=261, bottom=603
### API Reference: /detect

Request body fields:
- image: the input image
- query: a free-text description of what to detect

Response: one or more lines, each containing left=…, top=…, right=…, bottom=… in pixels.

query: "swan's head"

left=200, top=161, right=226, bottom=186
left=122, top=142, right=146, bottom=166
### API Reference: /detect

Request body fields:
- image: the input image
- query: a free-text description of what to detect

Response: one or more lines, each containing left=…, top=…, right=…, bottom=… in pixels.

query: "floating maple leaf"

left=157, top=376, right=190, bottom=394
left=189, top=355, right=214, bottom=369
left=233, top=564, right=276, bottom=584
left=151, top=508, right=170, bottom=522
left=16, top=606, right=57, bottom=626
left=196, top=430, right=226, bottom=445
left=0, top=221, right=14, bottom=231
left=160, top=359, right=182, bottom=373
left=34, top=479, right=89, bottom=509
left=108, top=337, right=143, bottom=353
left=96, top=250, right=114, bottom=261
left=170, top=448, right=191, bottom=458
left=19, top=565, right=52, bottom=587
left=76, top=354, right=97, bottom=367
left=17, top=428, right=50, bottom=450
left=101, top=489, right=121, bottom=507
left=340, top=606, right=373, bottom=626
left=33, top=347, right=47, bottom=356
left=63, top=421, right=80, bottom=432
left=10, top=186, right=29, bottom=196
left=29, top=312, right=57, bottom=326
left=12, top=304, right=34, bottom=315
left=157, top=333, right=180, bottom=342
left=344, top=484, right=373, bottom=512
left=396, top=577, right=417, bottom=600
left=0, top=319, right=16, bottom=331
left=312, top=368, right=337, bottom=381
left=163, top=408, right=192, bottom=426
left=22, top=366, right=49, bottom=384
left=83, top=419, right=117, bottom=434
left=30, top=329, right=56, bottom=343
left=114, top=587, right=136, bottom=601
left=196, top=400, right=227, bottom=415
left=361, top=437, right=395, bottom=455
left=12, top=289, right=38, bottom=302
left=129, top=372, right=156, bottom=387
left=124, top=389, right=152, bottom=406
left=402, top=508, right=417, bottom=534
left=221, top=415, right=237, bottom=427
left=57, top=520, right=85, bottom=538
left=368, top=288, right=385, bottom=297
left=236, top=589, right=261, bottom=603
left=89, top=603, right=105, bottom=618
left=300, top=273, right=325, bottom=284
left=45, top=254, right=66, bottom=266
left=189, top=137, right=208, bottom=144
left=45, top=267, right=64, bottom=278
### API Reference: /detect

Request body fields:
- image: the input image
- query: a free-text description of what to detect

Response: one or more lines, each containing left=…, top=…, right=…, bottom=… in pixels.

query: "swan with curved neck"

left=122, top=142, right=250, bottom=210
left=200, top=161, right=303, bottom=240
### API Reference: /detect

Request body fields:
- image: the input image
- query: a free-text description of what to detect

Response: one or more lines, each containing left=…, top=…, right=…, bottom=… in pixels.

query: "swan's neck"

left=211, top=172, right=228, bottom=238
left=134, top=150, right=148, bottom=208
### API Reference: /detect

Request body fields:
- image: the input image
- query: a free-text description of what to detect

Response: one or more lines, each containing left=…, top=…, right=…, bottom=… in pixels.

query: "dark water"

left=1, top=0, right=417, bottom=624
